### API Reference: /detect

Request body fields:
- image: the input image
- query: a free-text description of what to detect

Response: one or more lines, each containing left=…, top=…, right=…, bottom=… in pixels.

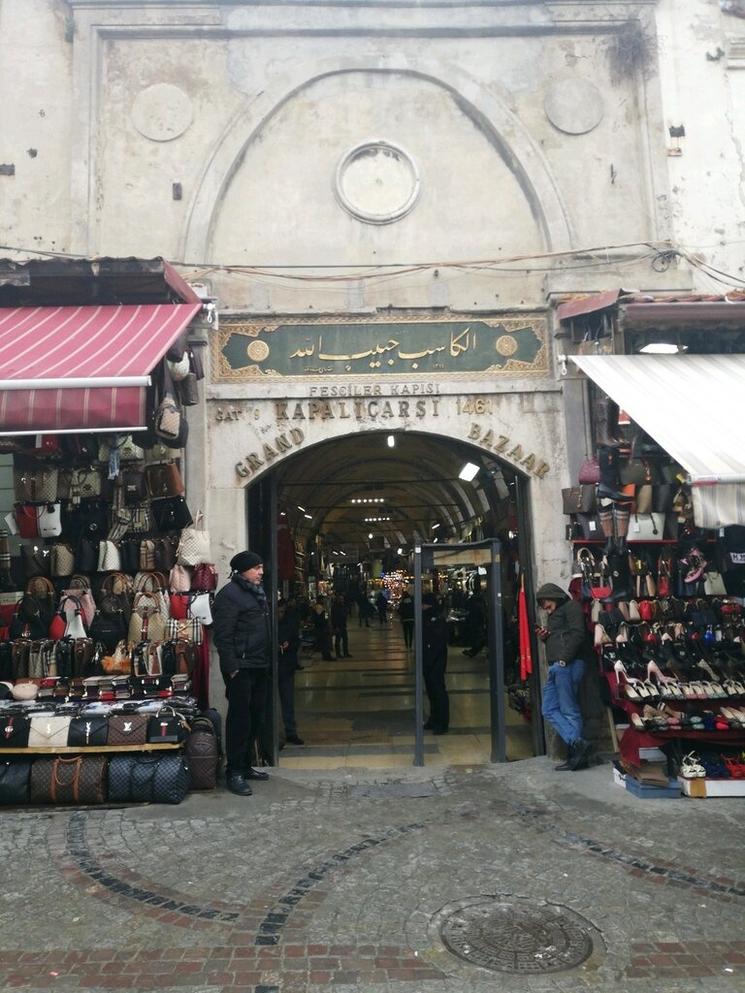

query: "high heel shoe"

left=613, top=660, right=648, bottom=701
left=681, top=752, right=706, bottom=779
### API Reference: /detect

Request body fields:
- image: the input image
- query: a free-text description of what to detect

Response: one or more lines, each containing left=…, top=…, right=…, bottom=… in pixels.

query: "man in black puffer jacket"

left=212, top=551, right=272, bottom=796
left=535, top=582, right=591, bottom=772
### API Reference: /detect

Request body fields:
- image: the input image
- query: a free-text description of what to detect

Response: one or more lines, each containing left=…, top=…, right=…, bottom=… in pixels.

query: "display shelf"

left=571, top=539, right=679, bottom=545
left=0, top=743, right=182, bottom=755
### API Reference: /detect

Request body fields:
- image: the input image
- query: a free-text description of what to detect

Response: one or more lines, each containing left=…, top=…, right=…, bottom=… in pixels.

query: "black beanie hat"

left=230, top=551, right=263, bottom=573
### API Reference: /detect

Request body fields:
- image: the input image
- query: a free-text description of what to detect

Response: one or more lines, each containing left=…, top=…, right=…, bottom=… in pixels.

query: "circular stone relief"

left=544, top=78, right=604, bottom=135
left=131, top=84, right=193, bottom=142
left=335, top=141, right=421, bottom=224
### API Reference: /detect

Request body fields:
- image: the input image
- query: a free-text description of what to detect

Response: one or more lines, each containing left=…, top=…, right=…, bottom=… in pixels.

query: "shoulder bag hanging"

left=176, top=512, right=211, bottom=566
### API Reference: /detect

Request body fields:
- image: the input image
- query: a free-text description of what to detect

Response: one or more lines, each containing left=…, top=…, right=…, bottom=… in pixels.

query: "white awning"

left=571, top=354, right=745, bottom=529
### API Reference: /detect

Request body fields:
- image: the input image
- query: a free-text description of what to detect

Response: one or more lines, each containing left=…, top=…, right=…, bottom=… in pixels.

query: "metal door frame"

left=413, top=538, right=505, bottom=767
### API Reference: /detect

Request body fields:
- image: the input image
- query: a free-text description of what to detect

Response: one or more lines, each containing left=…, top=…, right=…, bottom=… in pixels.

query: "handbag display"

left=121, top=469, right=147, bottom=506
left=147, top=706, right=189, bottom=743
left=0, top=759, right=32, bottom=804
left=106, top=714, right=148, bottom=746
left=100, top=640, right=132, bottom=676
left=188, top=592, right=213, bottom=626
left=29, top=755, right=107, bottom=805
left=169, top=564, right=192, bottom=592
left=58, top=468, right=101, bottom=502
left=166, top=617, right=203, bottom=644
left=51, top=544, right=76, bottom=577
left=60, top=591, right=96, bottom=629
left=154, top=537, right=177, bottom=572
left=13, top=466, right=59, bottom=503
left=151, top=496, right=193, bottom=533
left=619, top=459, right=653, bottom=485
left=576, top=513, right=601, bottom=541
left=562, top=486, right=596, bottom=516
left=166, top=353, right=190, bottom=382
left=37, top=503, right=62, bottom=538
left=28, top=639, right=56, bottom=679
left=177, top=372, right=199, bottom=407
left=76, top=538, right=100, bottom=573
left=128, top=595, right=167, bottom=643
left=176, top=513, right=211, bottom=566
left=169, top=592, right=190, bottom=620
left=108, top=753, right=190, bottom=804
left=628, top=512, right=665, bottom=541
left=89, top=611, right=128, bottom=653
left=97, top=540, right=121, bottom=573
left=97, top=435, right=145, bottom=464
left=635, top=485, right=653, bottom=515
left=28, top=715, right=73, bottom=749
left=578, top=457, right=600, bottom=485
left=67, top=716, right=109, bottom=747
left=185, top=717, right=218, bottom=790
left=0, top=715, right=31, bottom=747
left=191, top=563, right=217, bottom=592
left=704, top=571, right=727, bottom=596
left=21, top=544, right=50, bottom=579
left=139, top=540, right=156, bottom=571
left=14, top=504, right=39, bottom=539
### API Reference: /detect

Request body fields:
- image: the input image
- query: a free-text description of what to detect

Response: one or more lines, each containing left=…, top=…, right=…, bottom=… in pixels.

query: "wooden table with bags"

left=0, top=705, right=220, bottom=806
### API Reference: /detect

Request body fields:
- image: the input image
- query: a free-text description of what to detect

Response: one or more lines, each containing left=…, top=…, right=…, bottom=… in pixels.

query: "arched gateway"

left=199, top=311, right=572, bottom=766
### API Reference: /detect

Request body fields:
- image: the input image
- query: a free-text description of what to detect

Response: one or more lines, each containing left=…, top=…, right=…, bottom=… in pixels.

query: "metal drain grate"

left=440, top=896, right=594, bottom=974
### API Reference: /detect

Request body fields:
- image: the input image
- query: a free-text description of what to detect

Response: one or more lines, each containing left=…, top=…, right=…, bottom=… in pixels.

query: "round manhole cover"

left=440, top=896, right=594, bottom=974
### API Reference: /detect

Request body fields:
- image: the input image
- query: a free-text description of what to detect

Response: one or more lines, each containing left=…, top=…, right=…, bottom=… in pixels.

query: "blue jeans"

left=541, top=660, right=585, bottom=745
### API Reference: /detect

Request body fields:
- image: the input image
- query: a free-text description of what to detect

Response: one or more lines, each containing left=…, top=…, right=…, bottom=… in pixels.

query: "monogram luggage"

left=185, top=717, right=218, bottom=790
left=29, top=755, right=107, bottom=805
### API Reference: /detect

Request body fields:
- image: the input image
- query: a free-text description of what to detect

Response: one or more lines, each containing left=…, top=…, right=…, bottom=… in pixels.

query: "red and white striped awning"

left=0, top=303, right=201, bottom=433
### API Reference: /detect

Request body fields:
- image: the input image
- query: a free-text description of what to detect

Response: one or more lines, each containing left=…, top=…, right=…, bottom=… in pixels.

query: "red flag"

left=518, top=577, right=533, bottom=681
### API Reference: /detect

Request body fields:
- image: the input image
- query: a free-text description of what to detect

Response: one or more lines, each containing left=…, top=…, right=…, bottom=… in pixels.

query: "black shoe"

left=554, top=744, right=574, bottom=771
left=343, top=653, right=353, bottom=658
left=322, top=655, right=334, bottom=661
left=244, top=767, right=269, bottom=781
left=569, top=739, right=592, bottom=771
left=423, top=719, right=433, bottom=730
left=226, top=773, right=253, bottom=796
left=286, top=735, right=304, bottom=745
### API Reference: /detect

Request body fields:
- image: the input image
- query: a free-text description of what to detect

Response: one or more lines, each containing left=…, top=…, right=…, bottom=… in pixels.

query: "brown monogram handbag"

left=29, top=755, right=107, bottom=805
left=107, top=714, right=149, bottom=746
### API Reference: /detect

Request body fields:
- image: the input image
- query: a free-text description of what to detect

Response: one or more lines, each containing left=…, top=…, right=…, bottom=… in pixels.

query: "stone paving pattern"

left=0, top=757, right=743, bottom=992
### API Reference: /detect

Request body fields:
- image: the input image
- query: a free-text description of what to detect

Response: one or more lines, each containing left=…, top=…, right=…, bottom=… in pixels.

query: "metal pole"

left=515, top=474, right=545, bottom=756
left=488, top=538, right=507, bottom=763
left=269, top=472, right=279, bottom=768
left=413, top=546, right=424, bottom=767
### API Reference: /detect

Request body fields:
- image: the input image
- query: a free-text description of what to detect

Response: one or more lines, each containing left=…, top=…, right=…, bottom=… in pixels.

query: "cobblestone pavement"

left=1, top=757, right=744, bottom=993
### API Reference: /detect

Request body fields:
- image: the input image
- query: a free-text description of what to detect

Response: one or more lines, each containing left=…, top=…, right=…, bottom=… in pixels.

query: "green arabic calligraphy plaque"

left=212, top=315, right=548, bottom=381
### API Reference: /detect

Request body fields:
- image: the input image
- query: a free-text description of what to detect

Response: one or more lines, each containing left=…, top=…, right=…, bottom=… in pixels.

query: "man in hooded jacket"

left=535, top=582, right=591, bottom=771
left=212, top=551, right=272, bottom=796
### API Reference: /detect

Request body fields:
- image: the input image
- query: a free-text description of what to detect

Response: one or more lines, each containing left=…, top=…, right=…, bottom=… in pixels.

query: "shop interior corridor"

left=279, top=610, right=535, bottom=769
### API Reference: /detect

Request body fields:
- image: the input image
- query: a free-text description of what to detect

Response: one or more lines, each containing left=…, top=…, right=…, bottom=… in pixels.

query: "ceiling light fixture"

left=639, top=342, right=683, bottom=354
left=304, top=514, right=312, bottom=520
left=387, top=435, right=395, bottom=448
left=431, top=523, right=441, bottom=530
left=368, top=532, right=374, bottom=539
left=459, top=462, right=480, bottom=482
left=297, top=505, right=306, bottom=512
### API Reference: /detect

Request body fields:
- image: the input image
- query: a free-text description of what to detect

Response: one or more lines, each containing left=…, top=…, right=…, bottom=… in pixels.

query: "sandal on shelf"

left=681, top=752, right=706, bottom=779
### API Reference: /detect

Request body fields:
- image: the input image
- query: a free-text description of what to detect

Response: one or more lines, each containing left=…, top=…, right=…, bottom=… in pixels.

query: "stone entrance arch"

left=204, top=378, right=569, bottom=590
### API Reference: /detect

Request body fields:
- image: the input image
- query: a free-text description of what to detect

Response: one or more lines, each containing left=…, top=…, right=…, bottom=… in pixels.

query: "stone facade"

left=2, top=0, right=745, bottom=596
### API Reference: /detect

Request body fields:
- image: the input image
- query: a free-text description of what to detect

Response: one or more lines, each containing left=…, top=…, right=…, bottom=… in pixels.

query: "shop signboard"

left=212, top=315, right=548, bottom=381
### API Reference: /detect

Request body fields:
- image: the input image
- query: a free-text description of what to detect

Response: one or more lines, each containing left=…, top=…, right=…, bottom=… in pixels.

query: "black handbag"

left=147, top=706, right=189, bottom=743
left=176, top=373, right=199, bottom=407
left=150, top=497, right=193, bottom=533
left=89, top=611, right=128, bottom=653
left=67, top=715, right=109, bottom=747
left=76, top=539, right=100, bottom=574
left=0, top=714, right=30, bottom=747
left=154, top=537, right=177, bottom=571
left=108, top=753, right=190, bottom=804
left=119, top=538, right=140, bottom=574
left=122, top=469, right=147, bottom=506
left=0, top=759, right=32, bottom=804
left=21, top=545, right=51, bottom=580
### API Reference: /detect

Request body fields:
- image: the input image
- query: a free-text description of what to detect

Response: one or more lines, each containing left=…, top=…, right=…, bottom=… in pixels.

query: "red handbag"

left=14, top=504, right=39, bottom=539
left=578, top=457, right=600, bottom=485
left=48, top=610, right=67, bottom=641
left=638, top=600, right=656, bottom=622
left=169, top=593, right=190, bottom=620
left=192, top=563, right=217, bottom=592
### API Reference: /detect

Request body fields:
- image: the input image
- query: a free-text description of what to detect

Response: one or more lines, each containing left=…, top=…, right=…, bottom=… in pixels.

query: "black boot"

left=554, top=743, right=575, bottom=771
left=569, top=739, right=592, bottom=771
left=597, top=445, right=633, bottom=503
